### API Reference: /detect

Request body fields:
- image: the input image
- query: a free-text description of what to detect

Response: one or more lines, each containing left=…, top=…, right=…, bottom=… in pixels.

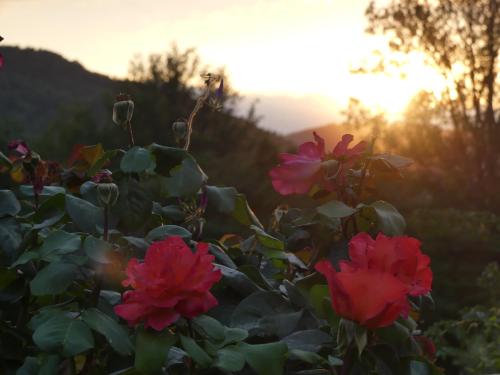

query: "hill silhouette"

left=0, top=46, right=293, bottom=217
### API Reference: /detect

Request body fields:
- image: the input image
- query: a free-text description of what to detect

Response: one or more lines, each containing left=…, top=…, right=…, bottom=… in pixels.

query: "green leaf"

left=289, top=349, right=325, bottom=365
left=38, top=230, right=81, bottom=259
left=122, top=236, right=149, bottom=250
left=0, top=217, right=22, bottom=262
left=121, top=146, right=156, bottom=173
left=32, top=193, right=66, bottom=229
left=148, top=143, right=190, bottom=175
left=165, top=158, right=207, bottom=197
left=114, top=178, right=152, bottom=232
left=237, top=341, right=287, bottom=375
left=209, top=243, right=237, bottom=269
left=180, top=335, right=212, bottom=368
left=375, top=321, right=410, bottom=345
left=11, top=251, right=39, bottom=268
left=231, top=291, right=300, bottom=337
left=38, top=355, right=60, bottom=375
left=217, top=264, right=261, bottom=297
left=328, top=355, right=343, bottom=366
left=370, top=154, right=413, bottom=169
left=205, top=186, right=238, bottom=213
left=214, top=347, right=246, bottom=372
left=33, top=315, right=94, bottom=356
left=251, top=225, right=284, bottom=250
left=145, top=225, right=192, bottom=242
left=135, top=329, right=176, bottom=374
left=20, top=185, right=66, bottom=197
left=317, top=200, right=357, bottom=219
left=30, top=263, right=78, bottom=296
left=0, top=190, right=21, bottom=217
left=283, top=329, right=333, bottom=353
left=82, top=308, right=133, bottom=356
left=192, top=315, right=226, bottom=341
left=84, top=236, right=112, bottom=264
left=16, top=356, right=39, bottom=375
left=369, top=200, right=406, bottom=236
left=65, top=194, right=103, bottom=234
left=233, top=193, right=263, bottom=228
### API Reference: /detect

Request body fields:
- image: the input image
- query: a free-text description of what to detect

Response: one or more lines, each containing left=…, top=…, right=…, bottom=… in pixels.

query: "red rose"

left=269, top=133, right=366, bottom=196
left=316, top=232, right=432, bottom=328
left=348, top=232, right=432, bottom=296
left=114, top=236, right=222, bottom=331
left=316, top=259, right=409, bottom=329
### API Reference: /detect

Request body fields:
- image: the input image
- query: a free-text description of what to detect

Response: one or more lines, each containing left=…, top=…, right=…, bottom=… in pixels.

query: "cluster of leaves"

left=426, top=262, right=500, bottom=374
left=1, top=86, right=439, bottom=375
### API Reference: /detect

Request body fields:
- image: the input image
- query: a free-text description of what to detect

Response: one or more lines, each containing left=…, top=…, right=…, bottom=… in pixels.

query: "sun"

left=343, top=52, right=447, bottom=117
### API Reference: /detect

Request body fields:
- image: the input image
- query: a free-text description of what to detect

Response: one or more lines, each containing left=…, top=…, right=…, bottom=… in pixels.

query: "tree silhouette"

left=366, top=0, right=499, bottom=209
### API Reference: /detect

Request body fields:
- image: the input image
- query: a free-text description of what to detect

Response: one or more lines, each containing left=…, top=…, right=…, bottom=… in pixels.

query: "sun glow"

left=2, top=0, right=448, bottom=130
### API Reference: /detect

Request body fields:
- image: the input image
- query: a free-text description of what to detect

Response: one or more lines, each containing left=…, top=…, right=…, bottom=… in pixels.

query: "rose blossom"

left=269, top=133, right=366, bottom=196
left=315, top=232, right=432, bottom=329
left=347, top=232, right=432, bottom=296
left=114, top=236, right=222, bottom=331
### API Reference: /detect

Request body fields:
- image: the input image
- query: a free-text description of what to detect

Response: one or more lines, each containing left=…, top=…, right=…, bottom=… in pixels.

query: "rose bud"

left=112, top=94, right=134, bottom=129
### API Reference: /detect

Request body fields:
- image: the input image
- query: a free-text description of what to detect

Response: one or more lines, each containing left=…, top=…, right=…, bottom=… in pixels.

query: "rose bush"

left=0, top=74, right=441, bottom=374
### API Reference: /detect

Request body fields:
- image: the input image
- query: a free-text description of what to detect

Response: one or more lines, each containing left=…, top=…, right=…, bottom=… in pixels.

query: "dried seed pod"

left=112, top=94, right=134, bottom=129
left=97, top=182, right=119, bottom=207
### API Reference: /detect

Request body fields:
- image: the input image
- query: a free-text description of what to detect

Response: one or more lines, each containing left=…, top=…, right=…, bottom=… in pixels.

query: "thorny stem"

left=127, top=120, right=135, bottom=148
left=183, top=82, right=212, bottom=151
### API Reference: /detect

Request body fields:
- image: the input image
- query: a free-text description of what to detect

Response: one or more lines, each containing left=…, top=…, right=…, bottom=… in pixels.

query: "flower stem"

left=127, top=120, right=135, bottom=148
left=183, top=84, right=211, bottom=151
left=92, top=204, right=108, bottom=306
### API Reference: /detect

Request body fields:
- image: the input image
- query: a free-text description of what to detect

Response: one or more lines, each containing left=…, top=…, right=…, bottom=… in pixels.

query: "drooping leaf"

left=82, top=308, right=133, bottom=356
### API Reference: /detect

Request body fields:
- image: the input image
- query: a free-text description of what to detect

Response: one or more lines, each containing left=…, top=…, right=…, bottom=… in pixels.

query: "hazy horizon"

left=1, top=0, right=445, bottom=133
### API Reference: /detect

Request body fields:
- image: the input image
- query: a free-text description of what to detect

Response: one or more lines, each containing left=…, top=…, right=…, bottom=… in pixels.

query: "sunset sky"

left=1, top=0, right=444, bottom=133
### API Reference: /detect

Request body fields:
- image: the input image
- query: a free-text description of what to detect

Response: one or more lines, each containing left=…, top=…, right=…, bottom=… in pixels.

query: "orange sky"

left=1, top=0, right=444, bottom=133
